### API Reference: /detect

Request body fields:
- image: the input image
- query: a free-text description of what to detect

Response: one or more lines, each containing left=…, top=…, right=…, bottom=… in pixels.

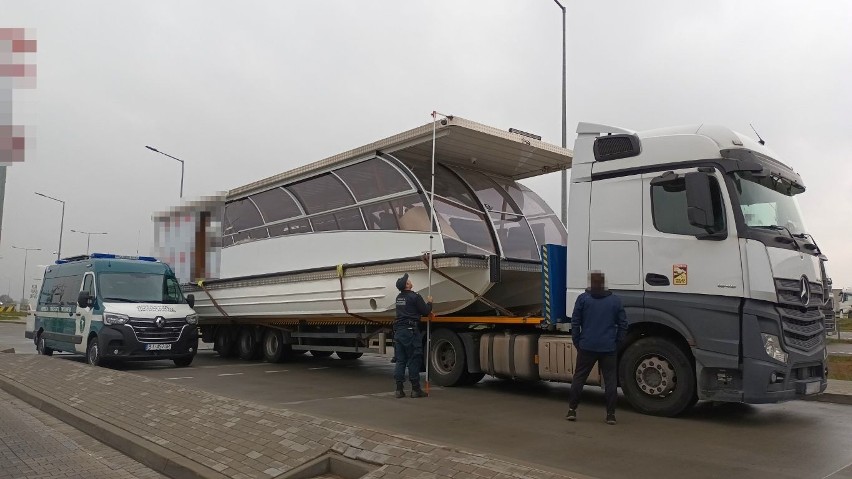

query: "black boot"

left=410, top=383, right=428, bottom=398
left=394, top=382, right=405, bottom=398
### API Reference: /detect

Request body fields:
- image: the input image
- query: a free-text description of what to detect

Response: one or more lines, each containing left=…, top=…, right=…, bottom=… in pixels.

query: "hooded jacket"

left=570, top=288, right=629, bottom=353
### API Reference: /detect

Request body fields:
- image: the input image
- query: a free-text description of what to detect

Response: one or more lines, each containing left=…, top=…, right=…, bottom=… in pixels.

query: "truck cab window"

left=651, top=176, right=725, bottom=236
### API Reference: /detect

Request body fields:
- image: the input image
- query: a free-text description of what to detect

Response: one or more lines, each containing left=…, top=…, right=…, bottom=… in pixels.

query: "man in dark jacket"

left=566, top=271, right=628, bottom=425
left=393, top=273, right=432, bottom=398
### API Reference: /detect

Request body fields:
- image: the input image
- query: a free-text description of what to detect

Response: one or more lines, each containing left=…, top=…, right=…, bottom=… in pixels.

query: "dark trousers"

left=568, top=349, right=618, bottom=415
left=393, top=328, right=422, bottom=387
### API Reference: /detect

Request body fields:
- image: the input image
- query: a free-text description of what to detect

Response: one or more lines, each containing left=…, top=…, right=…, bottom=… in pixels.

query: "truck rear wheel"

left=429, top=329, right=466, bottom=387
left=237, top=328, right=262, bottom=360
left=214, top=327, right=237, bottom=358
left=262, top=329, right=291, bottom=363
left=619, top=337, right=696, bottom=417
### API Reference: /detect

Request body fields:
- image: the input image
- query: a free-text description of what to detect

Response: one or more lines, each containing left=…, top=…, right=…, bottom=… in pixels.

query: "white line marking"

left=265, top=370, right=289, bottom=373
left=165, top=377, right=193, bottom=380
left=217, top=373, right=244, bottom=377
left=308, top=367, right=330, bottom=370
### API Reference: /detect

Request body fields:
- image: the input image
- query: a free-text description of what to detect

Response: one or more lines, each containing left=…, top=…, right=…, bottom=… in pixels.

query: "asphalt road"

left=3, top=322, right=851, bottom=479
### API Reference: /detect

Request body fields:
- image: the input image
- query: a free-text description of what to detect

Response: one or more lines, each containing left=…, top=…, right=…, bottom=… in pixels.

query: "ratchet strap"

left=196, top=280, right=231, bottom=319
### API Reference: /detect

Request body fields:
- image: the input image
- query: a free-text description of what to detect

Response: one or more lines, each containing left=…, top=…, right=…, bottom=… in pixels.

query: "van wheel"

left=263, top=329, right=291, bottom=363
left=86, top=338, right=104, bottom=367
left=429, top=329, right=466, bottom=387
left=237, top=328, right=262, bottom=360
left=174, top=356, right=194, bottom=368
left=310, top=350, right=334, bottom=358
left=335, top=351, right=363, bottom=360
left=214, top=327, right=237, bottom=358
left=619, top=337, right=696, bottom=417
left=37, top=336, right=53, bottom=356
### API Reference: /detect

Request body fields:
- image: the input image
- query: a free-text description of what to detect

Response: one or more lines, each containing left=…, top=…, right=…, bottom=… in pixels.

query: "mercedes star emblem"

left=799, top=276, right=810, bottom=306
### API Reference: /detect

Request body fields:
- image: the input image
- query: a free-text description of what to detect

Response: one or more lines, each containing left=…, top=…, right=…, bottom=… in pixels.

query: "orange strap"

left=421, top=254, right=514, bottom=317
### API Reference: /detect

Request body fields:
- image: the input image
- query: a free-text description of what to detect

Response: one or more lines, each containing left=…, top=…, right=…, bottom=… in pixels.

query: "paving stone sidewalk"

left=0, top=355, right=579, bottom=479
left=0, top=388, right=167, bottom=479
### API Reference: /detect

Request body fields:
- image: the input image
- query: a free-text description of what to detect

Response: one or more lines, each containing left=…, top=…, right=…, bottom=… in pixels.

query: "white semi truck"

left=156, top=117, right=828, bottom=417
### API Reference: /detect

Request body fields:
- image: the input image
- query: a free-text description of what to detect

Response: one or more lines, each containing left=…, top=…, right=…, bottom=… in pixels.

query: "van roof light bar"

left=90, top=253, right=159, bottom=262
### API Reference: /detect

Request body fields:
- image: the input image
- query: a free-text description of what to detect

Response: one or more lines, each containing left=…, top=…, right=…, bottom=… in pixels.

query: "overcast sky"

left=1, top=1, right=850, bottom=300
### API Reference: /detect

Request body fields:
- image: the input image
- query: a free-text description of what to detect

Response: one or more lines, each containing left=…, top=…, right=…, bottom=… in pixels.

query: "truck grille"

left=775, top=278, right=824, bottom=308
left=777, top=307, right=824, bottom=351
left=127, top=318, right=185, bottom=343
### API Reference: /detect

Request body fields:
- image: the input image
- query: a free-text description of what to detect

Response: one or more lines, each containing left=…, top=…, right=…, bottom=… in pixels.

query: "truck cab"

left=568, top=123, right=827, bottom=415
left=25, top=253, right=200, bottom=367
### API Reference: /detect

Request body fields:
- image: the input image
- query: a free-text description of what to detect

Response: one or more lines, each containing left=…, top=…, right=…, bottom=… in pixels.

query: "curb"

left=0, top=320, right=25, bottom=324
left=0, top=374, right=229, bottom=479
left=808, top=393, right=852, bottom=406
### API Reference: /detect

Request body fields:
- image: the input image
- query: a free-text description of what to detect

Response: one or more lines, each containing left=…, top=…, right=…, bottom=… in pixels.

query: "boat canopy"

left=220, top=117, right=569, bottom=261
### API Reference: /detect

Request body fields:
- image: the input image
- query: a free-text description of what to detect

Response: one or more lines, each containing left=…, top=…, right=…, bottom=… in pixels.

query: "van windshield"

left=98, top=273, right=186, bottom=304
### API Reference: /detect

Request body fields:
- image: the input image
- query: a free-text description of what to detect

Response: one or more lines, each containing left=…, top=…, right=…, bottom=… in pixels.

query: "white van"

left=25, top=253, right=199, bottom=367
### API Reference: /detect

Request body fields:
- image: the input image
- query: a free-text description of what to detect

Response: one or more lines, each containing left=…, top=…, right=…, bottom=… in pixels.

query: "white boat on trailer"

left=154, top=116, right=571, bottom=324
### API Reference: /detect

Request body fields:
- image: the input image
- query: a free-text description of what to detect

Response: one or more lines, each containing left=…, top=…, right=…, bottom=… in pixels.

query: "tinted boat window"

left=527, top=215, right=567, bottom=247
left=433, top=198, right=495, bottom=254
left=268, top=218, right=312, bottom=237
left=400, top=160, right=480, bottom=210
left=490, top=212, right=538, bottom=260
left=287, top=173, right=355, bottom=214
left=514, top=183, right=551, bottom=217
left=335, top=158, right=411, bottom=202
left=224, top=198, right=264, bottom=235
left=457, top=170, right=522, bottom=214
left=391, top=195, right=432, bottom=232
left=250, top=187, right=302, bottom=223
left=362, top=202, right=400, bottom=230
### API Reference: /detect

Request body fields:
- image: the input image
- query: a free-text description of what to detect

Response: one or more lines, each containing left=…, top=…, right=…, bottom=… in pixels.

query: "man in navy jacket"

left=566, top=271, right=629, bottom=425
left=393, top=273, right=432, bottom=398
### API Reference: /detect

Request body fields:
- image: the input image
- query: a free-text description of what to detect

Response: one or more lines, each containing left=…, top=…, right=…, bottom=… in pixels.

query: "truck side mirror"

left=684, top=172, right=716, bottom=232
left=77, top=291, right=92, bottom=309
left=186, top=294, right=195, bottom=309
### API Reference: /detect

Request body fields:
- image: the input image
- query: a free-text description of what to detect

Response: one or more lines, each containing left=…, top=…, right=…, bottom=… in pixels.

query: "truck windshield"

left=99, top=273, right=187, bottom=304
left=731, top=171, right=807, bottom=235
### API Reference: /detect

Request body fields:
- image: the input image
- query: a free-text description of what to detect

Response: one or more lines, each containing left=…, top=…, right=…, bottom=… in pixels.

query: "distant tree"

left=0, top=294, right=14, bottom=304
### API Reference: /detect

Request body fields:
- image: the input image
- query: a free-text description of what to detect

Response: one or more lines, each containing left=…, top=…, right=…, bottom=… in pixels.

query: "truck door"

left=641, top=168, right=743, bottom=357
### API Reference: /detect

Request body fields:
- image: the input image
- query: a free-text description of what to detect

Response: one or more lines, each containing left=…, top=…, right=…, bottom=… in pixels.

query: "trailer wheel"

left=262, top=329, right=290, bottom=363
left=310, top=350, right=334, bottom=358
left=214, top=327, right=237, bottom=358
left=237, top=328, right=262, bottom=360
left=619, top=337, right=696, bottom=417
left=335, top=351, right=363, bottom=360
left=429, top=329, right=467, bottom=387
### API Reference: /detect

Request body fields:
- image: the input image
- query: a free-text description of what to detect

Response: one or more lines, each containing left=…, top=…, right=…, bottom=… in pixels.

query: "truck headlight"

left=104, top=312, right=129, bottom=325
left=761, top=333, right=788, bottom=364
left=185, top=314, right=198, bottom=325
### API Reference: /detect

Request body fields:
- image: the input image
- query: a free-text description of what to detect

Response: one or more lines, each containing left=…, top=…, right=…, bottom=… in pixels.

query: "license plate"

left=805, top=381, right=821, bottom=395
left=145, top=343, right=172, bottom=351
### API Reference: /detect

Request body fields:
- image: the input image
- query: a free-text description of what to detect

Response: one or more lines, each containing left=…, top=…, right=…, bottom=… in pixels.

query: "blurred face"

left=589, top=272, right=605, bottom=291
left=406, top=279, right=413, bottom=290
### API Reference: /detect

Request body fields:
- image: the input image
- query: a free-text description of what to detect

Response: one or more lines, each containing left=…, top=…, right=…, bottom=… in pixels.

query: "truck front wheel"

left=619, top=337, right=696, bottom=417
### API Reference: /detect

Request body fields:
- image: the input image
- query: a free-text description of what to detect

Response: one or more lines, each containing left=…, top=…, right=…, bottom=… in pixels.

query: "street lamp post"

left=145, top=146, right=185, bottom=198
left=11, top=246, right=41, bottom=303
left=34, top=192, right=65, bottom=260
left=552, top=0, right=568, bottom=225
left=70, top=229, right=107, bottom=255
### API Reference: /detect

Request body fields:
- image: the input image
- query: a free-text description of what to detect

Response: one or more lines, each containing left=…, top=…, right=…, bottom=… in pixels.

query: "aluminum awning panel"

left=228, top=116, right=573, bottom=199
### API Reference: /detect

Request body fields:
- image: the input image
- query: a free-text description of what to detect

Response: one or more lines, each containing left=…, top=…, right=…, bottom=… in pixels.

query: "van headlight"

left=761, top=333, right=788, bottom=364
left=185, top=314, right=198, bottom=325
left=104, top=312, right=129, bottom=325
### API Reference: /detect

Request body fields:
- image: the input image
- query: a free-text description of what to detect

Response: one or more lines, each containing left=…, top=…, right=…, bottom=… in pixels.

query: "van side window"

left=651, top=176, right=725, bottom=236
left=41, top=275, right=84, bottom=308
